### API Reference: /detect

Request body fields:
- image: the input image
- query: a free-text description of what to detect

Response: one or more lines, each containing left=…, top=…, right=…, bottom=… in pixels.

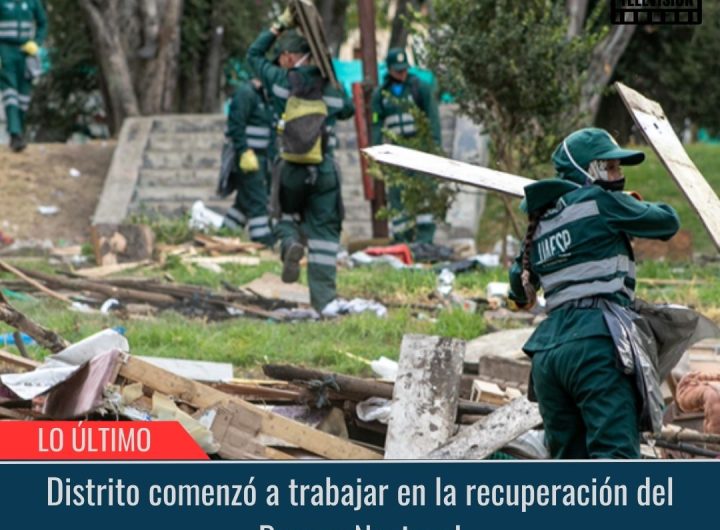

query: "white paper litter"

left=37, top=205, right=59, bottom=216
left=321, top=298, right=388, bottom=318
left=356, top=397, right=392, bottom=424
left=188, top=200, right=224, bottom=231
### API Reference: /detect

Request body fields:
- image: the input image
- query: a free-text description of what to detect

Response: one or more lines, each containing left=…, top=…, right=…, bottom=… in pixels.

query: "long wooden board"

left=385, top=335, right=465, bottom=459
left=293, top=0, right=338, bottom=88
left=363, top=145, right=534, bottom=198
left=426, top=397, right=541, bottom=460
left=119, top=355, right=381, bottom=460
left=616, top=82, right=720, bottom=250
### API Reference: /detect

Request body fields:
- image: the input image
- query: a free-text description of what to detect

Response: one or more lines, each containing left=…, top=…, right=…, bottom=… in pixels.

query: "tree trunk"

left=201, top=3, right=224, bottom=114
left=581, top=24, right=637, bottom=122
left=79, top=0, right=183, bottom=133
left=389, top=0, right=420, bottom=50
left=315, top=0, right=349, bottom=55
left=79, top=0, right=140, bottom=131
left=566, top=0, right=589, bottom=39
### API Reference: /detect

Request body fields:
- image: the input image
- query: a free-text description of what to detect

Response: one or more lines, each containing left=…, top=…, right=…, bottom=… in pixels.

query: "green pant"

left=388, top=178, right=436, bottom=244
left=531, top=336, right=641, bottom=459
left=223, top=153, right=274, bottom=246
left=274, top=160, right=342, bottom=311
left=0, top=43, right=31, bottom=135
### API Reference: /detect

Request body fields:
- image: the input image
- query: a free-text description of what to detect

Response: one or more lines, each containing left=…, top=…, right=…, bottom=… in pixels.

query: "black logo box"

left=610, top=0, right=702, bottom=25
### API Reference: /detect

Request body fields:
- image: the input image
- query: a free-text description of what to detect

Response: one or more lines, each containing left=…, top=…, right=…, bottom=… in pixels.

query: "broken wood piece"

left=0, top=349, right=41, bottom=371
left=470, top=379, right=510, bottom=406
left=183, top=256, right=261, bottom=267
left=73, top=260, right=153, bottom=279
left=363, top=145, right=534, bottom=198
left=0, top=291, right=70, bottom=353
left=211, top=402, right=278, bottom=459
left=194, top=234, right=264, bottom=254
left=427, top=397, right=542, bottom=460
left=242, top=273, right=311, bottom=306
left=91, top=223, right=155, bottom=266
left=477, top=354, right=531, bottom=389
left=119, top=355, right=381, bottom=460
left=0, top=260, right=71, bottom=303
left=263, top=364, right=394, bottom=400
left=616, top=82, right=720, bottom=251
left=385, top=335, right=465, bottom=459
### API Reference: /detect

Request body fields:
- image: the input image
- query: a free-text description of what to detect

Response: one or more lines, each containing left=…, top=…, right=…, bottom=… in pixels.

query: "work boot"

left=281, top=242, right=305, bottom=284
left=10, top=134, right=26, bottom=153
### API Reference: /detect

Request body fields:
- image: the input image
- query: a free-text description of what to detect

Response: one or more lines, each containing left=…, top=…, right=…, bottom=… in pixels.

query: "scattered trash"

left=271, top=308, right=320, bottom=321
left=370, top=356, right=398, bottom=380
left=350, top=250, right=408, bottom=269
left=486, top=281, right=510, bottom=301
left=37, top=205, right=59, bottom=216
left=100, top=298, right=120, bottom=313
left=321, top=298, right=388, bottom=318
left=0, top=332, right=36, bottom=347
left=189, top=200, right=224, bottom=231
left=409, top=242, right=454, bottom=263
left=68, top=167, right=81, bottom=178
left=70, top=302, right=97, bottom=314
left=365, top=244, right=413, bottom=265
left=356, top=397, right=392, bottom=424
left=436, top=268, right=455, bottom=297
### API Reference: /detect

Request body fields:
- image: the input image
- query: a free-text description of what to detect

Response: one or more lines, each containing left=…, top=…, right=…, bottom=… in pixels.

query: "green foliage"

left=614, top=2, right=720, bottom=135
left=426, top=0, right=604, bottom=175
left=370, top=102, right=457, bottom=221
left=26, top=0, right=101, bottom=141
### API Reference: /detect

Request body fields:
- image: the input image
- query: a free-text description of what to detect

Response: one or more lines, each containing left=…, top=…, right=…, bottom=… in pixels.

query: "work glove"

left=272, top=6, right=296, bottom=32
left=239, top=149, right=259, bottom=173
left=21, top=41, right=39, bottom=56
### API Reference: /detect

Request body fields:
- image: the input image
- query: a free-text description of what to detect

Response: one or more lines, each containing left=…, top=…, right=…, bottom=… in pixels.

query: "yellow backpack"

left=279, top=73, right=328, bottom=165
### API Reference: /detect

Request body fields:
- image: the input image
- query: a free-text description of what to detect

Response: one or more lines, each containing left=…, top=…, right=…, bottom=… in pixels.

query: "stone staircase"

left=93, top=106, right=487, bottom=242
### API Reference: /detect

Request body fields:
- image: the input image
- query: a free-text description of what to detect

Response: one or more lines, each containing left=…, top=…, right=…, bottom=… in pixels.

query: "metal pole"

left=358, top=0, right=388, bottom=238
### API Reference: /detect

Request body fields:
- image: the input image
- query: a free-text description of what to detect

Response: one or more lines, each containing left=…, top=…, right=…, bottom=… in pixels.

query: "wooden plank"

left=0, top=349, right=41, bottom=371
left=616, top=82, right=720, bottom=250
left=293, top=0, right=339, bottom=88
left=118, top=355, right=381, bottom=460
left=385, top=335, right=465, bottom=459
left=363, top=145, right=534, bottom=198
left=427, top=397, right=542, bottom=460
left=93, top=118, right=153, bottom=225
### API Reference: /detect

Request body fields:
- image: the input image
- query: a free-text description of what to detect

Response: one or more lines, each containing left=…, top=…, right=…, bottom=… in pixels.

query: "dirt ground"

left=0, top=141, right=115, bottom=244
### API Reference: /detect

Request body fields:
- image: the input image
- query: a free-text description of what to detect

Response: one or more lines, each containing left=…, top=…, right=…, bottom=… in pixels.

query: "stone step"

left=129, top=198, right=232, bottom=217
left=147, top=133, right=224, bottom=152
left=138, top=168, right=218, bottom=187
left=135, top=185, right=220, bottom=203
left=151, top=116, right=225, bottom=134
left=143, top=150, right=220, bottom=170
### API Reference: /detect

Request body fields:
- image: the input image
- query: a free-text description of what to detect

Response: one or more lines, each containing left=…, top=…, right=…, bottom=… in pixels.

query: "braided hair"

left=520, top=209, right=547, bottom=308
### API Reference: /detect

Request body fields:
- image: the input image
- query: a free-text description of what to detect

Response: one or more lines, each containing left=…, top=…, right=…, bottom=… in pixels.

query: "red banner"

left=0, top=421, right=209, bottom=460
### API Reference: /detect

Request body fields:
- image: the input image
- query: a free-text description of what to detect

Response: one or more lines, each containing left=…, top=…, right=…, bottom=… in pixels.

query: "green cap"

left=386, top=47, right=409, bottom=71
left=275, top=29, right=311, bottom=54
left=552, top=127, right=645, bottom=185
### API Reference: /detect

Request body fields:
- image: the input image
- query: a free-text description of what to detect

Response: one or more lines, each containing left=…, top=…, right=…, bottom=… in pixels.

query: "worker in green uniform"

left=371, top=48, right=441, bottom=244
left=508, top=128, right=680, bottom=459
left=0, top=0, right=46, bottom=152
left=221, top=78, right=275, bottom=246
left=246, top=12, right=354, bottom=312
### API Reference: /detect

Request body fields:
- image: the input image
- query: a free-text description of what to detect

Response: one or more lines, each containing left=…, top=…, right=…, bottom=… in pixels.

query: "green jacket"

left=370, top=73, right=441, bottom=146
left=246, top=29, right=354, bottom=160
left=509, top=179, right=680, bottom=353
left=0, top=0, right=47, bottom=46
left=227, top=81, right=273, bottom=156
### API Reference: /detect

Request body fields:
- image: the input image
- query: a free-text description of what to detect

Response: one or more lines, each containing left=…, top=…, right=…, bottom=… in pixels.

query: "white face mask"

left=588, top=160, right=611, bottom=182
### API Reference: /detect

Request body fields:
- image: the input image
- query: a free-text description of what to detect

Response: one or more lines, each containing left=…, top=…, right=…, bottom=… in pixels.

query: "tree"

left=611, top=1, right=720, bottom=136
left=427, top=0, right=603, bottom=177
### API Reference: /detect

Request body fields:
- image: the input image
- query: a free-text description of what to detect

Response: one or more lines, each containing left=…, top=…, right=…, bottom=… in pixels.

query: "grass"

left=3, top=142, right=720, bottom=376
left=476, top=143, right=720, bottom=255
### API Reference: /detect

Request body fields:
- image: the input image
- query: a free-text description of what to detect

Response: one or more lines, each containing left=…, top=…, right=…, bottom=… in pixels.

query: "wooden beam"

left=0, top=349, right=41, bottom=371
left=118, top=356, right=381, bottom=460
left=427, top=397, right=542, bottom=460
left=385, top=335, right=465, bottom=459
left=616, top=82, right=720, bottom=251
left=363, top=145, right=534, bottom=198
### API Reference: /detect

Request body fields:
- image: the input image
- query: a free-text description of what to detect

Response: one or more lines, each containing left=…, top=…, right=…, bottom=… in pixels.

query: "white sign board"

left=617, top=82, right=720, bottom=251
left=363, top=145, right=534, bottom=199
